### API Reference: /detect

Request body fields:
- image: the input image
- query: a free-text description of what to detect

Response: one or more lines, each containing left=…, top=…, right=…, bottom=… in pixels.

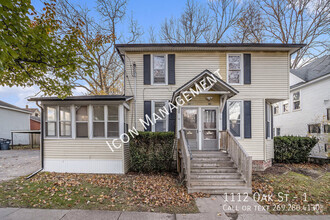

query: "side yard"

left=253, top=163, right=329, bottom=215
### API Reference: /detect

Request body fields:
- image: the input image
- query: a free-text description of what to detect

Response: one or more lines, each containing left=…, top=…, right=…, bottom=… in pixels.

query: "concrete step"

left=188, top=186, right=252, bottom=194
left=190, top=173, right=242, bottom=179
left=191, top=167, right=237, bottom=173
left=190, top=179, right=246, bottom=186
left=191, top=161, right=235, bottom=167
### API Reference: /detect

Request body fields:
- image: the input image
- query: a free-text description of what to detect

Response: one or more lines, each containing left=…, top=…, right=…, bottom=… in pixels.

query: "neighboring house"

left=29, top=43, right=304, bottom=194
left=25, top=105, right=41, bottom=117
left=0, top=100, right=31, bottom=145
left=30, top=116, right=41, bottom=130
left=273, top=56, right=330, bottom=157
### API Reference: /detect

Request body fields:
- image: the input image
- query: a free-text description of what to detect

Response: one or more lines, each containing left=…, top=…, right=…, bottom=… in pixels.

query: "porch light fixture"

left=206, top=96, right=213, bottom=101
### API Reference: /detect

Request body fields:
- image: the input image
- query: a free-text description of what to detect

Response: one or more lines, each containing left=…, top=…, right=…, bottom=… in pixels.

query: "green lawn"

left=253, top=163, right=329, bottom=215
left=0, top=172, right=202, bottom=213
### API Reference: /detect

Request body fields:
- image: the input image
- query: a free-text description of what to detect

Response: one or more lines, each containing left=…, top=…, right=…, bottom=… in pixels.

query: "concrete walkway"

left=0, top=207, right=328, bottom=220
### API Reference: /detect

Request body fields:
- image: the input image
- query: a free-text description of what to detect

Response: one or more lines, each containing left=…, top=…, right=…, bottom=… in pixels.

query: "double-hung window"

left=152, top=55, right=166, bottom=84
left=283, top=102, right=289, bottom=113
left=274, top=104, right=279, bottom=115
left=59, top=106, right=71, bottom=137
left=93, top=106, right=105, bottom=137
left=308, top=124, right=320, bottom=133
left=46, top=106, right=57, bottom=137
left=108, top=105, right=119, bottom=137
left=228, top=101, right=242, bottom=137
left=152, top=101, right=168, bottom=132
left=76, top=106, right=88, bottom=138
left=293, top=91, right=301, bottom=110
left=227, top=54, right=243, bottom=84
left=324, top=125, right=330, bottom=133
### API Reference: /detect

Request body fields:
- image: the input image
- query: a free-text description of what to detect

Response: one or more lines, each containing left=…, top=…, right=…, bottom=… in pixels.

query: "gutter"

left=26, top=101, right=44, bottom=179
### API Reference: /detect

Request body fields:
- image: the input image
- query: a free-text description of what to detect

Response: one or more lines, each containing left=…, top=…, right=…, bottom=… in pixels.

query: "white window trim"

left=227, top=100, right=244, bottom=139
left=45, top=106, right=58, bottom=138
left=226, top=53, right=244, bottom=85
left=273, top=104, right=280, bottom=115
left=308, top=124, right=321, bottom=134
left=151, top=100, right=169, bottom=132
left=151, top=54, right=168, bottom=85
left=292, top=90, right=301, bottom=111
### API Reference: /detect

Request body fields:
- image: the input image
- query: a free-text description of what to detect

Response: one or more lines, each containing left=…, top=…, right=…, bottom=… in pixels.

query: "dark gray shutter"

left=144, top=54, right=151, bottom=85
left=222, top=102, right=227, bottom=130
left=244, top=54, right=251, bottom=84
left=244, top=101, right=252, bottom=138
left=265, top=102, right=268, bottom=138
left=168, top=108, right=176, bottom=132
left=168, top=54, right=175, bottom=85
left=144, top=101, right=151, bottom=131
left=271, top=106, right=274, bottom=139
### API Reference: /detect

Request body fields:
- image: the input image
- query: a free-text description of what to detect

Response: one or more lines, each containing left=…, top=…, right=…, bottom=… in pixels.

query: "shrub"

left=274, top=136, right=318, bottom=163
left=129, top=132, right=175, bottom=172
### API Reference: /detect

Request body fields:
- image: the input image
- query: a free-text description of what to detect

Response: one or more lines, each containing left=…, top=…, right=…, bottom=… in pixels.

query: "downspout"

left=26, top=101, right=44, bottom=179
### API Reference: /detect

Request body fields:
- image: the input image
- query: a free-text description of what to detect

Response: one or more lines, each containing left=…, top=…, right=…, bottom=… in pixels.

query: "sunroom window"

left=152, top=55, right=166, bottom=84
left=227, top=54, right=242, bottom=84
left=76, top=106, right=88, bottom=138
left=46, top=106, right=57, bottom=137
left=93, top=106, right=105, bottom=137
left=59, top=106, right=71, bottom=137
left=228, top=101, right=242, bottom=137
left=108, top=105, right=119, bottom=137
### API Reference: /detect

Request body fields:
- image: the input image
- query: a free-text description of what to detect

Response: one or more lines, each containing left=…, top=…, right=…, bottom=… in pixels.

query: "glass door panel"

left=182, top=108, right=198, bottom=150
left=203, top=109, right=218, bottom=150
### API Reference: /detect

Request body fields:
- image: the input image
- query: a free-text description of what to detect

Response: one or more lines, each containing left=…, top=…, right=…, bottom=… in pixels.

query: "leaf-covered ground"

left=0, top=172, right=208, bottom=213
left=253, top=163, right=329, bottom=215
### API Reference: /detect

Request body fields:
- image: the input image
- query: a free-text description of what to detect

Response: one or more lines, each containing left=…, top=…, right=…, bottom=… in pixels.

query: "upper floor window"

left=283, top=103, right=289, bottom=113
left=46, top=106, right=57, bottom=137
left=308, top=124, right=320, bottom=133
left=293, top=91, right=301, bottom=110
left=228, top=101, right=242, bottom=137
left=152, top=101, right=168, bottom=132
left=152, top=55, right=167, bottom=84
left=274, top=104, right=279, bottom=115
left=227, top=54, right=243, bottom=84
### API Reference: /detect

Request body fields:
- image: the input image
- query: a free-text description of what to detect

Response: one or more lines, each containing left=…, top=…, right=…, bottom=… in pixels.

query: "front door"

left=202, top=108, right=218, bottom=150
left=182, top=108, right=199, bottom=150
left=182, top=107, right=219, bottom=150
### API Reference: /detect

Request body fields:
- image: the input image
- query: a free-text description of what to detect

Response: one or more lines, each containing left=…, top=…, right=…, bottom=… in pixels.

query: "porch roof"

left=171, top=69, right=238, bottom=104
left=28, top=95, right=133, bottom=102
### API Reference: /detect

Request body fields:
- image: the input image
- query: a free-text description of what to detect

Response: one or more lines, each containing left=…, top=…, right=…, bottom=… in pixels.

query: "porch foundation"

left=252, top=159, right=272, bottom=171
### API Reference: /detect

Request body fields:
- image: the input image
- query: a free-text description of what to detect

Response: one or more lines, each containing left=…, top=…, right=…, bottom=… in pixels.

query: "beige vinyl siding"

left=44, top=139, right=122, bottom=160
left=123, top=142, right=130, bottom=173
left=265, top=140, right=274, bottom=160
left=125, top=50, right=289, bottom=160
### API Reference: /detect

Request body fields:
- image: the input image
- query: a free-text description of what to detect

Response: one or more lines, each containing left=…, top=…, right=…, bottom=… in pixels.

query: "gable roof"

left=25, top=108, right=40, bottom=113
left=116, top=43, right=305, bottom=55
left=171, top=69, right=238, bottom=103
left=290, top=55, right=330, bottom=89
left=30, top=116, right=41, bottom=122
left=0, top=100, right=31, bottom=114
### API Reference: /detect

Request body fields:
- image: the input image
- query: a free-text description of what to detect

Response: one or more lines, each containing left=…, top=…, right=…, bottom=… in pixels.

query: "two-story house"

left=29, top=43, right=304, bottom=194
left=273, top=55, right=330, bottom=158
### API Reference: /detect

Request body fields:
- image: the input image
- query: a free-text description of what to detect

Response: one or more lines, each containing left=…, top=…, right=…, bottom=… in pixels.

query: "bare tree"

left=55, top=0, right=143, bottom=95
left=205, top=0, right=243, bottom=43
left=160, top=0, right=211, bottom=43
left=232, top=1, right=265, bottom=43
left=148, top=26, right=157, bottom=43
left=259, top=0, right=330, bottom=68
